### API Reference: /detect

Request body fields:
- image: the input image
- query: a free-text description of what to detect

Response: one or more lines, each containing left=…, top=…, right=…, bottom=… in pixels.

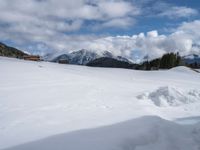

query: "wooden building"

left=23, top=55, right=40, bottom=61
left=58, top=59, right=68, bottom=64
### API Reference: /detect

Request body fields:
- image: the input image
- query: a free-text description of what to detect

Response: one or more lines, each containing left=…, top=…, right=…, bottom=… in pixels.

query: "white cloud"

left=159, top=6, right=198, bottom=19
left=147, top=30, right=158, bottom=38
left=98, top=1, right=140, bottom=18
left=70, top=21, right=200, bottom=62
left=0, top=0, right=140, bottom=52
left=144, top=1, right=198, bottom=19
left=177, top=20, right=200, bottom=42
left=0, top=0, right=138, bottom=27
left=102, top=17, right=135, bottom=28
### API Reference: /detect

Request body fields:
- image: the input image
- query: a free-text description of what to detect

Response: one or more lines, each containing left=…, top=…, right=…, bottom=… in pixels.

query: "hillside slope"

left=0, top=43, right=27, bottom=58
left=0, top=57, right=200, bottom=149
left=86, top=57, right=133, bottom=68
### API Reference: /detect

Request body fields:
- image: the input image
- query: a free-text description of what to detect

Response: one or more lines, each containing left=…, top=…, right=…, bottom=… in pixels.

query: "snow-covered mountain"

left=182, top=54, right=200, bottom=64
left=51, top=49, right=131, bottom=65
left=68, top=49, right=99, bottom=65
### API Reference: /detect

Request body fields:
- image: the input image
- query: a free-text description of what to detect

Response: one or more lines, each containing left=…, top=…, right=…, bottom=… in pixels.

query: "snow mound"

left=170, top=66, right=195, bottom=73
left=138, top=86, right=200, bottom=107
left=3, top=116, right=200, bottom=150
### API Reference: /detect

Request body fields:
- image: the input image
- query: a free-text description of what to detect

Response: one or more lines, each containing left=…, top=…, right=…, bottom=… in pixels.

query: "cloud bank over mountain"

left=87, top=20, right=200, bottom=62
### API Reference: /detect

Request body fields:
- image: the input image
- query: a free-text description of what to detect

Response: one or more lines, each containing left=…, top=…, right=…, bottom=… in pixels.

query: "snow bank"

left=137, top=86, right=200, bottom=107
left=170, top=66, right=196, bottom=73
left=3, top=116, right=200, bottom=150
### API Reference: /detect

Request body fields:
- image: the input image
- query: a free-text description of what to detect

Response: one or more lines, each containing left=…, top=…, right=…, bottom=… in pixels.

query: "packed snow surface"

left=0, top=57, right=200, bottom=149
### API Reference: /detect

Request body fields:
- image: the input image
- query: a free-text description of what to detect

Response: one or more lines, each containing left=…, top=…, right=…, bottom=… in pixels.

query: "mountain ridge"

left=50, top=49, right=132, bottom=65
left=0, top=42, right=28, bottom=58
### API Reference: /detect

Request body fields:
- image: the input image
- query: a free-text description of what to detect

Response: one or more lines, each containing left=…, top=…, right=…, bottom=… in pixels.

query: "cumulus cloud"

left=0, top=0, right=138, bottom=29
left=0, top=0, right=140, bottom=54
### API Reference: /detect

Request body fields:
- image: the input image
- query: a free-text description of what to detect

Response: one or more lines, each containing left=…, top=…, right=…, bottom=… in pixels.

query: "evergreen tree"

left=139, top=52, right=183, bottom=70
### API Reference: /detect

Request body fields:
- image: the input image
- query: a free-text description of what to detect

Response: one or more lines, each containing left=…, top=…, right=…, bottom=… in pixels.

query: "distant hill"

left=0, top=42, right=28, bottom=58
left=87, top=57, right=134, bottom=69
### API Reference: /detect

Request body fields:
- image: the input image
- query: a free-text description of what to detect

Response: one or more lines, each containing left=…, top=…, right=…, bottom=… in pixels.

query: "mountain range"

left=50, top=49, right=131, bottom=65
left=0, top=42, right=200, bottom=69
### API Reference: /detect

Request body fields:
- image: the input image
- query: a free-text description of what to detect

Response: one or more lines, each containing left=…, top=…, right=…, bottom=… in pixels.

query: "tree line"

left=135, top=52, right=182, bottom=70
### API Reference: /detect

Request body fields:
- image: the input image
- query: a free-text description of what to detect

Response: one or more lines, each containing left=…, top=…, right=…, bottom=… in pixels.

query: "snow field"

left=0, top=57, right=200, bottom=149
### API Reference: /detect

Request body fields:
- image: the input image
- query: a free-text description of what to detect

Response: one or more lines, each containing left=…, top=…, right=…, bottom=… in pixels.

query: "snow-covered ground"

left=4, top=116, right=200, bottom=150
left=1, top=57, right=200, bottom=150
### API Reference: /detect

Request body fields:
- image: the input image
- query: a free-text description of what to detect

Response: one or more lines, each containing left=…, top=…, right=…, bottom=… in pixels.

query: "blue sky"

left=79, top=0, right=200, bottom=36
left=0, top=0, right=200, bottom=61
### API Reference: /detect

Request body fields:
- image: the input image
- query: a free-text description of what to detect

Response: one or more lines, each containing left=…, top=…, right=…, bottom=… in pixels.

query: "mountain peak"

left=102, top=51, right=114, bottom=58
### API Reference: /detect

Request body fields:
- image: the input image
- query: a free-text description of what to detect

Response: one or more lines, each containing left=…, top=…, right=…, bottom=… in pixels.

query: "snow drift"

left=3, top=116, right=200, bottom=150
left=137, top=86, right=200, bottom=107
